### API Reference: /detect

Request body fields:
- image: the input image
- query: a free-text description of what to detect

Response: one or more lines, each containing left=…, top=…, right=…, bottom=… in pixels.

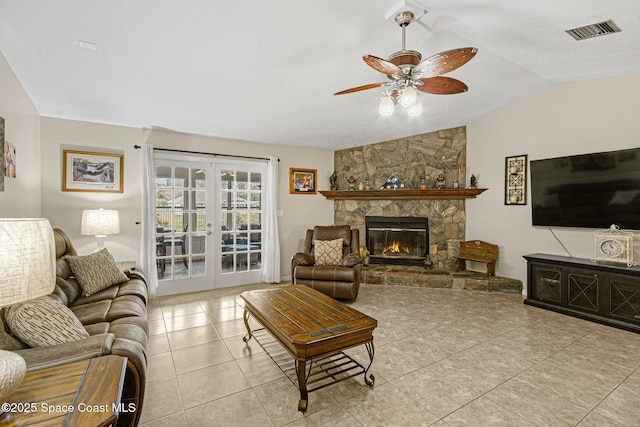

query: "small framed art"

left=62, top=149, right=124, bottom=193
left=505, top=154, right=527, bottom=205
left=289, top=168, right=317, bottom=194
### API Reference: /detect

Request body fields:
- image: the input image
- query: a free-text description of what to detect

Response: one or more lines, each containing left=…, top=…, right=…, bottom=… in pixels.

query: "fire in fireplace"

left=365, top=216, right=429, bottom=266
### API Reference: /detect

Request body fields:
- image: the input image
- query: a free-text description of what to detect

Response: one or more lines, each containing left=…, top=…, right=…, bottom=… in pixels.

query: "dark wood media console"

left=524, top=253, right=640, bottom=333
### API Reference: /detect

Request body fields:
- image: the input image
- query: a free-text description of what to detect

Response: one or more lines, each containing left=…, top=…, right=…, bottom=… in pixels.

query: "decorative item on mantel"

left=364, top=176, right=371, bottom=190
left=380, top=174, right=409, bottom=189
left=419, top=174, right=427, bottom=190
left=470, top=175, right=478, bottom=189
left=348, top=176, right=357, bottom=190
left=329, top=171, right=338, bottom=190
left=435, top=174, right=446, bottom=189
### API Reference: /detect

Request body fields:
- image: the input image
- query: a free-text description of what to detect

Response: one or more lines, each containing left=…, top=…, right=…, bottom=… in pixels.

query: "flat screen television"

left=530, top=147, right=640, bottom=230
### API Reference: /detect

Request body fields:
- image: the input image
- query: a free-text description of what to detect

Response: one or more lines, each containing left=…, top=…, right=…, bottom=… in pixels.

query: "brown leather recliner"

left=291, top=225, right=363, bottom=301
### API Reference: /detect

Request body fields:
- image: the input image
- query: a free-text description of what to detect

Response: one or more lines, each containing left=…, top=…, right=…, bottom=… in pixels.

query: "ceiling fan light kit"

left=336, top=11, right=477, bottom=117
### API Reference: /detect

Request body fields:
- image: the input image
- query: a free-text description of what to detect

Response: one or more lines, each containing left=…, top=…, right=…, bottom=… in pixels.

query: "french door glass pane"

left=155, top=163, right=207, bottom=281
left=219, top=169, right=262, bottom=274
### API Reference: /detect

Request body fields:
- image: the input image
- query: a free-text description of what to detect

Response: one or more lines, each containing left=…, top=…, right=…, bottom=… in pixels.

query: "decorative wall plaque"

left=505, top=154, right=527, bottom=205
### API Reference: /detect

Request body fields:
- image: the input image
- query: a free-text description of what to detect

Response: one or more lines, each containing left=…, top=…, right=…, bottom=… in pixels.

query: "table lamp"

left=0, top=219, right=56, bottom=408
left=81, top=208, right=120, bottom=249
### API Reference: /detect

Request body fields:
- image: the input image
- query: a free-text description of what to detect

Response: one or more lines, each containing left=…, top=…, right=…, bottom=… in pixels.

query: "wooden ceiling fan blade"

left=417, top=77, right=469, bottom=95
left=363, top=55, right=403, bottom=76
left=413, top=47, right=477, bottom=78
left=334, top=82, right=390, bottom=95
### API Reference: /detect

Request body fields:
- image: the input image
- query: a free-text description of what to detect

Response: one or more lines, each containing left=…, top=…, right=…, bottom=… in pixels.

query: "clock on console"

left=594, top=224, right=635, bottom=266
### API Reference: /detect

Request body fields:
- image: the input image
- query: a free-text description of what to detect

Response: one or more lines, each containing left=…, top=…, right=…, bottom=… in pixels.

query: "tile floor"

left=139, top=283, right=640, bottom=426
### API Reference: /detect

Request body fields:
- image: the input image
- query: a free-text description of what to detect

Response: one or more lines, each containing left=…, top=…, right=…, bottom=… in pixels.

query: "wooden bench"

left=455, top=240, right=499, bottom=277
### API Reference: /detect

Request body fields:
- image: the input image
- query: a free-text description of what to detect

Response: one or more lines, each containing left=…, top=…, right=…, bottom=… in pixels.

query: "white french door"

left=153, top=156, right=266, bottom=294
left=214, top=161, right=265, bottom=287
left=155, top=159, right=214, bottom=295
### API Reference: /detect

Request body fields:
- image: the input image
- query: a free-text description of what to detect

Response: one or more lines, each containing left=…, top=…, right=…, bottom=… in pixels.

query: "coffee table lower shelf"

left=247, top=328, right=374, bottom=411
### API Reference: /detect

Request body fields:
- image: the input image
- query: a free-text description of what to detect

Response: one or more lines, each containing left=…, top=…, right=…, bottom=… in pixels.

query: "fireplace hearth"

left=365, top=216, right=429, bottom=266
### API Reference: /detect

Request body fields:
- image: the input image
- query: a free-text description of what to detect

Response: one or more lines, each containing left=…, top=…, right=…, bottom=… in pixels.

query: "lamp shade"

left=81, top=209, right=120, bottom=237
left=0, top=218, right=56, bottom=307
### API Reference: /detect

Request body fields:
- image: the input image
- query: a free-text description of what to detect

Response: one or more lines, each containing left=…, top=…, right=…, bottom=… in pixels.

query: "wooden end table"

left=240, top=285, right=377, bottom=412
left=0, top=355, right=127, bottom=427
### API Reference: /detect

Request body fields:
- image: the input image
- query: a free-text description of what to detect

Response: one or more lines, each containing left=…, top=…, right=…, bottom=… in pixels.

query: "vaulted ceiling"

left=1, top=1, right=639, bottom=150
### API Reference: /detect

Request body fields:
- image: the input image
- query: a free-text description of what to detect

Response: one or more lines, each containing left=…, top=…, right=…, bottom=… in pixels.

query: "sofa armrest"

left=126, top=269, right=148, bottom=285
left=292, top=253, right=315, bottom=266
left=15, top=333, right=115, bottom=371
left=342, top=253, right=363, bottom=268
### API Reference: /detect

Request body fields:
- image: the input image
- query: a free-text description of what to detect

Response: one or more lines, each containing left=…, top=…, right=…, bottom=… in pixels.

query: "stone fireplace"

left=366, top=216, right=428, bottom=266
left=333, top=126, right=467, bottom=269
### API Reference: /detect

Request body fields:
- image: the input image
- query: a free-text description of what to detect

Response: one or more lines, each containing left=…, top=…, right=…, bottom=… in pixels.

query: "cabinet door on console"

left=606, top=274, right=640, bottom=326
left=566, top=269, right=601, bottom=315
left=531, top=264, right=562, bottom=304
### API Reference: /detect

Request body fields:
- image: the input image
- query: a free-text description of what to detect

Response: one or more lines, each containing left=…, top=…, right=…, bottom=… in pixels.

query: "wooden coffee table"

left=240, top=285, right=377, bottom=412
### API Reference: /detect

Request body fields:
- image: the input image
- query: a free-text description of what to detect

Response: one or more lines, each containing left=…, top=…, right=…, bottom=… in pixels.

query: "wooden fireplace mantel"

left=319, top=188, right=487, bottom=200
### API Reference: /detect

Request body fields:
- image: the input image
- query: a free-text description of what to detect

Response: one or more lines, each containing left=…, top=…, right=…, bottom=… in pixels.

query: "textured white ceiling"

left=1, top=1, right=639, bottom=150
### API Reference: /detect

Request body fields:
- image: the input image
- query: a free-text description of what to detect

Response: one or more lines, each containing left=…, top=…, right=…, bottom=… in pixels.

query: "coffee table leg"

left=295, top=360, right=308, bottom=412
left=242, top=309, right=253, bottom=343
left=364, top=342, right=375, bottom=387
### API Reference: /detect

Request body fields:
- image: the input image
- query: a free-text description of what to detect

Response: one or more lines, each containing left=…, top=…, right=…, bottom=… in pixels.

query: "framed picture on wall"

left=62, top=149, right=124, bottom=193
left=505, top=154, right=527, bottom=205
left=289, top=168, right=317, bottom=194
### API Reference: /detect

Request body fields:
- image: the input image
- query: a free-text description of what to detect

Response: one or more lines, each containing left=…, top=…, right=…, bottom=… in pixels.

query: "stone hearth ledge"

left=362, top=265, right=522, bottom=294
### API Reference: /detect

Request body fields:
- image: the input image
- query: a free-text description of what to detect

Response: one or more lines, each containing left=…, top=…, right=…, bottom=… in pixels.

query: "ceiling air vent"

left=566, top=19, right=621, bottom=41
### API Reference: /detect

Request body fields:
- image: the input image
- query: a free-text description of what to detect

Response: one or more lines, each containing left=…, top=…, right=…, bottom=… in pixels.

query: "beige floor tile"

left=286, top=404, right=361, bottom=427
left=161, top=301, right=205, bottom=318
left=392, top=365, right=486, bottom=418
left=185, top=389, right=274, bottom=427
left=577, top=411, right=628, bottom=427
left=177, top=360, right=251, bottom=409
left=139, top=377, right=183, bottom=424
left=163, top=311, right=211, bottom=332
left=443, top=396, right=536, bottom=427
left=172, top=340, right=233, bottom=374
left=341, top=381, right=439, bottom=426
left=204, top=305, right=245, bottom=323
left=147, top=333, right=170, bottom=356
left=235, top=351, right=286, bottom=387
left=485, top=376, right=591, bottom=426
left=147, top=352, right=176, bottom=382
left=253, top=377, right=338, bottom=426
left=148, top=318, right=167, bottom=336
left=167, top=324, right=221, bottom=350
left=139, top=411, right=187, bottom=427
left=142, top=283, right=640, bottom=426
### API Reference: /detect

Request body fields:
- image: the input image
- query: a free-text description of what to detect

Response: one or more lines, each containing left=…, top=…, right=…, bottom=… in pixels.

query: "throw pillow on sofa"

left=65, top=248, right=128, bottom=296
left=5, top=296, right=89, bottom=347
left=314, top=238, right=343, bottom=266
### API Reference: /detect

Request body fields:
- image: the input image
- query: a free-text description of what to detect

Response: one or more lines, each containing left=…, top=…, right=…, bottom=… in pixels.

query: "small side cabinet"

left=524, top=253, right=640, bottom=333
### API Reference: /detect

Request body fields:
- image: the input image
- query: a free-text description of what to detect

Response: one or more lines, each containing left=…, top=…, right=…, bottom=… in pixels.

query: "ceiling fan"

left=334, top=11, right=477, bottom=116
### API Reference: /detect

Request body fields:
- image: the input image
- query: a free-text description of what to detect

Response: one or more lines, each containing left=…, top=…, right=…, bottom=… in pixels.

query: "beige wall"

left=467, top=72, right=640, bottom=290
left=40, top=118, right=334, bottom=280
left=0, top=52, right=41, bottom=216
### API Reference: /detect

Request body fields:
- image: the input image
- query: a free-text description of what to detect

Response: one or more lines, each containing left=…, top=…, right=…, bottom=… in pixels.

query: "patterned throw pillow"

left=314, top=238, right=343, bottom=266
left=5, top=297, right=89, bottom=348
left=65, top=248, right=128, bottom=296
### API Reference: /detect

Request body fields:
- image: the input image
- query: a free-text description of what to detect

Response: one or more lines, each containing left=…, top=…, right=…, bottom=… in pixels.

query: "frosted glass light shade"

left=379, top=96, right=395, bottom=116
left=0, top=218, right=56, bottom=307
left=81, top=209, right=120, bottom=237
left=399, top=86, right=417, bottom=107
left=407, top=98, right=423, bottom=116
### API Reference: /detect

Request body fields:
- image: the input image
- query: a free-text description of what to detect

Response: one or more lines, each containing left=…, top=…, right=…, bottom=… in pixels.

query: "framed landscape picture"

left=289, top=168, right=317, bottom=194
left=62, top=149, right=124, bottom=193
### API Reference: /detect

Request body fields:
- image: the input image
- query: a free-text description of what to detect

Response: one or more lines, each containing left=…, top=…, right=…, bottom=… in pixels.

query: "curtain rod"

left=133, top=145, right=278, bottom=162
